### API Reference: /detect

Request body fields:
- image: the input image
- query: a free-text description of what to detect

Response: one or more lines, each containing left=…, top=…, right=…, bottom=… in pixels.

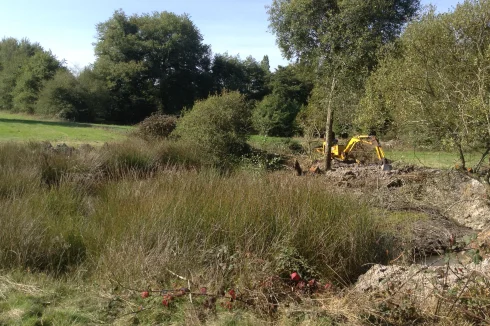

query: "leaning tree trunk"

left=325, top=108, right=334, bottom=170
left=324, top=78, right=336, bottom=171
left=475, top=146, right=490, bottom=173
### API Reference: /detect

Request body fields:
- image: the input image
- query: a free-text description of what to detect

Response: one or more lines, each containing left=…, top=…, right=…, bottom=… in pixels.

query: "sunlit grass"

left=385, top=149, right=483, bottom=169
left=0, top=111, right=133, bottom=145
left=0, top=140, right=386, bottom=286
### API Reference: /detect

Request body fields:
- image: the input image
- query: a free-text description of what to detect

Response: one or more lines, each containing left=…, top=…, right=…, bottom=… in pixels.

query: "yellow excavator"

left=316, top=135, right=388, bottom=164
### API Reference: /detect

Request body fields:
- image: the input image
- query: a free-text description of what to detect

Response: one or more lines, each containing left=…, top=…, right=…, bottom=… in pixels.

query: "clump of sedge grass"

left=0, top=141, right=387, bottom=287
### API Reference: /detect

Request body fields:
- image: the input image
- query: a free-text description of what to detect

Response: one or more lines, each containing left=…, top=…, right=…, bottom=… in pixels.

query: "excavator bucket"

left=382, top=162, right=392, bottom=171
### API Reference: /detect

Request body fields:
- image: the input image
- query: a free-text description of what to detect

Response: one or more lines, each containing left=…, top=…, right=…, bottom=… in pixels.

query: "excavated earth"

left=294, top=160, right=490, bottom=300
left=302, top=160, right=490, bottom=237
left=321, top=162, right=490, bottom=231
left=297, top=159, right=490, bottom=304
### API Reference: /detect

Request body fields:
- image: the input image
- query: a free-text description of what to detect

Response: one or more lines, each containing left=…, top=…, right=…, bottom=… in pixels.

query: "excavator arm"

left=317, top=135, right=386, bottom=163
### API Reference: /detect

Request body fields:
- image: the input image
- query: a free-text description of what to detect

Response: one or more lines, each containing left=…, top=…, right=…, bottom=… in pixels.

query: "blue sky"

left=0, top=0, right=462, bottom=71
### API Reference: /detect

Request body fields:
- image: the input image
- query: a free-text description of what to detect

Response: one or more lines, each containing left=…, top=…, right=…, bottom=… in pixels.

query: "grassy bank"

left=1, top=139, right=488, bottom=325
left=0, top=111, right=132, bottom=145
left=0, top=140, right=385, bottom=282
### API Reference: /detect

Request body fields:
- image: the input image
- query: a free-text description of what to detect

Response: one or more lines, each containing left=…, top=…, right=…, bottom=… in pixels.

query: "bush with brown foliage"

left=137, top=113, right=178, bottom=140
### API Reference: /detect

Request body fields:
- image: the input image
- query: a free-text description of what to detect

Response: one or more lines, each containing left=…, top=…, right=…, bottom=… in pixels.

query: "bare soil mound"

left=305, top=160, right=490, bottom=231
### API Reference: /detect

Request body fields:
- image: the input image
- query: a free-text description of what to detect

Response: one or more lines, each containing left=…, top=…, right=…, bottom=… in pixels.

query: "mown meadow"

left=0, top=112, right=131, bottom=145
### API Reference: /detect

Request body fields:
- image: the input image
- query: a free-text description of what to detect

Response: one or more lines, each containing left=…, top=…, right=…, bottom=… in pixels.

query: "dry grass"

left=0, top=139, right=386, bottom=285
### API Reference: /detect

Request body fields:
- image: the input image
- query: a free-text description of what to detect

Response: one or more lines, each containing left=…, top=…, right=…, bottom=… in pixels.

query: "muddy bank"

left=353, top=258, right=490, bottom=323
left=356, top=259, right=490, bottom=293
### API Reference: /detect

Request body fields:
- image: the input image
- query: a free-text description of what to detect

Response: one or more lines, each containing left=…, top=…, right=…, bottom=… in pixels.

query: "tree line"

left=0, top=10, right=311, bottom=136
left=1, top=0, right=489, bottom=168
left=268, top=0, right=490, bottom=168
left=358, top=0, right=490, bottom=169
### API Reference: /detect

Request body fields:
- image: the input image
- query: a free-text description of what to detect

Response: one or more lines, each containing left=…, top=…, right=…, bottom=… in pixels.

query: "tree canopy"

left=268, top=0, right=419, bottom=72
left=0, top=38, right=61, bottom=113
left=268, top=0, right=420, bottom=135
left=359, top=0, right=490, bottom=168
left=93, top=10, right=212, bottom=122
left=210, top=53, right=269, bottom=101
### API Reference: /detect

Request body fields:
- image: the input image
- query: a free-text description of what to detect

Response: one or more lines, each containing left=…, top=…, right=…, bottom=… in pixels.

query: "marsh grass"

left=0, top=140, right=387, bottom=291
left=1, top=140, right=488, bottom=325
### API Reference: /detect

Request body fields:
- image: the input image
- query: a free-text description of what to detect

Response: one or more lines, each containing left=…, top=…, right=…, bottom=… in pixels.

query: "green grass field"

left=385, top=149, right=483, bottom=169
left=0, top=111, right=133, bottom=145
left=0, top=111, right=485, bottom=169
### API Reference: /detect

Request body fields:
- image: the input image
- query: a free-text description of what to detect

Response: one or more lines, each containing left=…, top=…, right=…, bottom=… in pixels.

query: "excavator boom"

left=318, top=135, right=387, bottom=163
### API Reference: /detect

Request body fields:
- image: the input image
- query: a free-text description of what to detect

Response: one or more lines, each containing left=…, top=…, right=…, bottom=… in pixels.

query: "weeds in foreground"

left=0, top=140, right=388, bottom=324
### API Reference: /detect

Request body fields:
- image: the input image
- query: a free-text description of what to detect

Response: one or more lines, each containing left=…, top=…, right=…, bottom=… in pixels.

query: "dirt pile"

left=356, top=259, right=490, bottom=294
left=311, top=162, right=490, bottom=231
left=449, top=179, right=490, bottom=230
left=291, top=159, right=490, bottom=258
left=354, top=259, right=490, bottom=320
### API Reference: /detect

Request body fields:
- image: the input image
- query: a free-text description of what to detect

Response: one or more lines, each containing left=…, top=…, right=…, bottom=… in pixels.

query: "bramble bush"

left=137, top=113, right=178, bottom=140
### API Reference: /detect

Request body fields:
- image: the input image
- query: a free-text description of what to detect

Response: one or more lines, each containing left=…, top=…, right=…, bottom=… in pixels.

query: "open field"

left=385, top=149, right=483, bottom=169
left=0, top=112, right=481, bottom=170
left=0, top=111, right=132, bottom=145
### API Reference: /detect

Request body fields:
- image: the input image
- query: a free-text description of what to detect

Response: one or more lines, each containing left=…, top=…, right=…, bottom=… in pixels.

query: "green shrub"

left=137, top=113, right=177, bottom=139
left=35, top=70, right=93, bottom=121
left=252, top=94, right=300, bottom=137
left=172, top=91, right=251, bottom=167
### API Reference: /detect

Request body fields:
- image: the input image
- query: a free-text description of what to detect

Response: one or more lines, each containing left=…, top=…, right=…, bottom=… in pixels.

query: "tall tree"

left=210, top=53, right=268, bottom=101
left=36, top=69, right=92, bottom=121
left=269, top=65, right=312, bottom=105
left=252, top=94, right=299, bottom=136
left=268, top=0, right=420, bottom=168
left=260, top=55, right=271, bottom=73
left=94, top=10, right=211, bottom=123
left=360, top=1, right=490, bottom=170
left=0, top=38, right=60, bottom=112
left=12, top=50, right=61, bottom=113
left=77, top=67, right=111, bottom=122
left=251, top=64, right=313, bottom=137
